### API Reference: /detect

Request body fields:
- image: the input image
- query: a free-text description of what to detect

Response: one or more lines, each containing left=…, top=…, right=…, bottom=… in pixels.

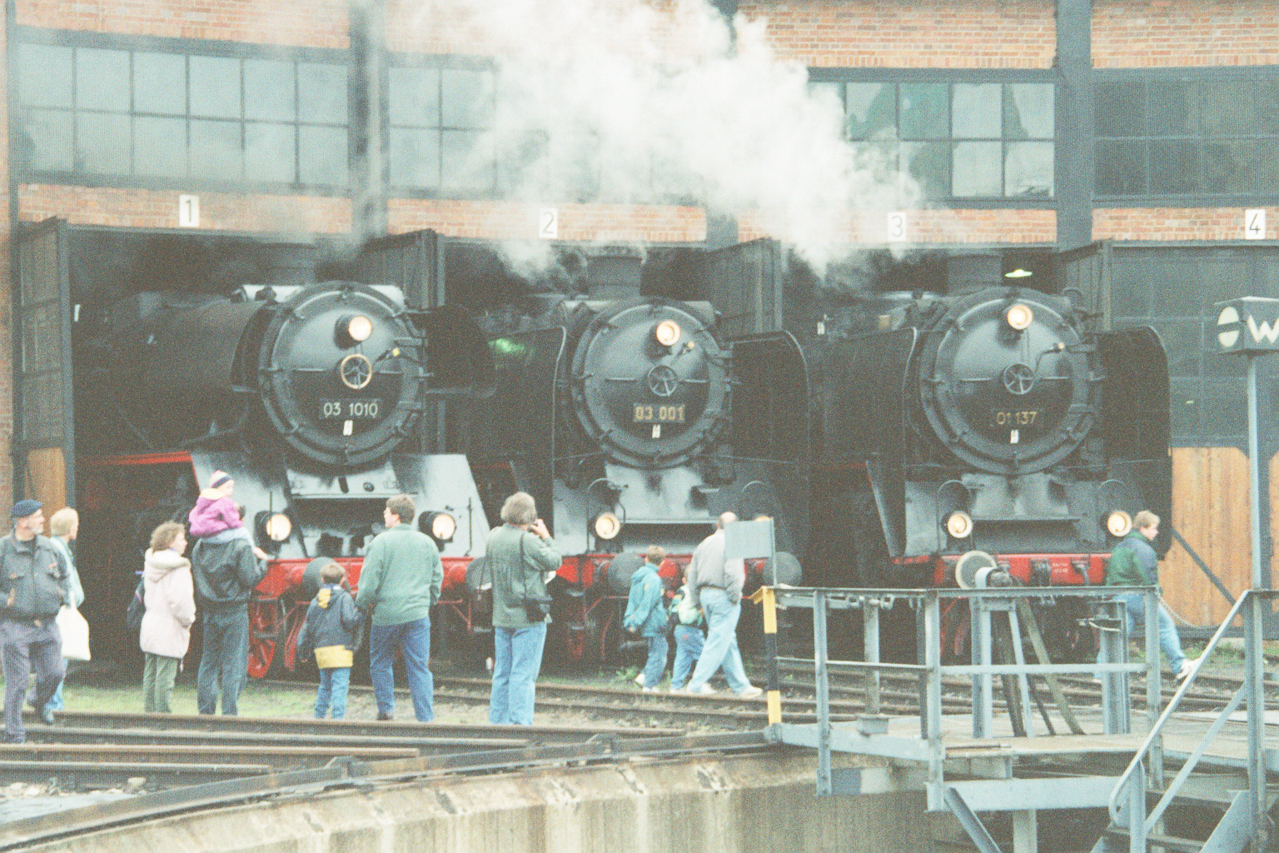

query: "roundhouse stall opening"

left=450, top=241, right=810, bottom=665
left=64, top=226, right=494, bottom=676
left=697, top=239, right=1171, bottom=663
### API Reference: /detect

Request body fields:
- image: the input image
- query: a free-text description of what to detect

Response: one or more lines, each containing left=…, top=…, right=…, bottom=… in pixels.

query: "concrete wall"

left=21, top=753, right=937, bottom=853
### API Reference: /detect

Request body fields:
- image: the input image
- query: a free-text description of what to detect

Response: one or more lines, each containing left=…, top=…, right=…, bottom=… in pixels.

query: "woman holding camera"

left=487, top=492, right=561, bottom=725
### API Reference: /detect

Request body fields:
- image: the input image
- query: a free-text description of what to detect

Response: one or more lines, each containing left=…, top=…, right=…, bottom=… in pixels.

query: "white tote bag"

left=56, top=605, right=91, bottom=661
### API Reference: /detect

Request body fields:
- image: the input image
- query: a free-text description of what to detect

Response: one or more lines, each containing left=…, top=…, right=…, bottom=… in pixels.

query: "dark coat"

left=297, top=584, right=363, bottom=669
left=191, top=537, right=264, bottom=610
left=0, top=535, right=68, bottom=620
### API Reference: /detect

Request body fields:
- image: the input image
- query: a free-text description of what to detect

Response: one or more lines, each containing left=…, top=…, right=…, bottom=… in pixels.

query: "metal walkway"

left=755, top=585, right=1279, bottom=853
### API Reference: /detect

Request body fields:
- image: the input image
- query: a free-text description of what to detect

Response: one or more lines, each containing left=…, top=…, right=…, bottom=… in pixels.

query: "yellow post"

left=750, top=585, right=782, bottom=724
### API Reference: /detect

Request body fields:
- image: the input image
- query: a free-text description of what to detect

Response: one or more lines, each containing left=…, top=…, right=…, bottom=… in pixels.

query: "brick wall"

left=1094, top=0, right=1279, bottom=67
left=388, top=200, right=707, bottom=243
left=18, top=186, right=352, bottom=234
left=740, top=0, right=1056, bottom=69
left=15, top=0, right=348, bottom=48
left=1094, top=207, right=1277, bottom=242
left=738, top=207, right=1057, bottom=245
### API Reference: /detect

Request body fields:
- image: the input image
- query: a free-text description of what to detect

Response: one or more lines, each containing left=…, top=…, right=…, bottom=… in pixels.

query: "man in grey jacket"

left=683, top=512, right=761, bottom=698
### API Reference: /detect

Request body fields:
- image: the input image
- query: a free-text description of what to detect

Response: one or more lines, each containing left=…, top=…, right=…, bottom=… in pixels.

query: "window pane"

left=76, top=47, right=130, bottom=112
left=899, top=83, right=947, bottom=139
left=134, top=116, right=187, bottom=178
left=1260, top=80, right=1279, bottom=134
left=845, top=83, right=896, bottom=140
left=244, top=60, right=295, bottom=122
left=190, top=56, right=241, bottom=119
left=1005, top=84, right=1053, bottom=139
left=389, top=126, right=440, bottom=188
left=19, top=44, right=72, bottom=108
left=1004, top=141, right=1053, bottom=197
left=952, top=141, right=1002, bottom=196
left=134, top=52, right=187, bottom=115
left=1096, top=139, right=1146, bottom=195
left=442, top=129, right=494, bottom=193
left=901, top=141, right=948, bottom=198
left=1096, top=81, right=1144, bottom=138
left=389, top=66, right=440, bottom=126
left=1148, top=81, right=1197, bottom=135
left=1203, top=140, right=1268, bottom=194
left=441, top=68, right=493, bottom=128
left=1149, top=139, right=1199, bottom=193
left=76, top=111, right=131, bottom=173
left=190, top=118, right=242, bottom=180
left=245, top=122, right=296, bottom=182
left=299, top=125, right=347, bottom=186
left=952, top=84, right=1001, bottom=139
left=298, top=63, right=347, bottom=124
left=1200, top=81, right=1254, bottom=136
left=22, top=109, right=73, bottom=171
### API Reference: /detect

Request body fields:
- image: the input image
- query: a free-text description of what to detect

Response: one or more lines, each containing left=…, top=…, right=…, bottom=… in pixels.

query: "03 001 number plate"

left=633, top=404, right=686, bottom=423
left=320, top=399, right=382, bottom=420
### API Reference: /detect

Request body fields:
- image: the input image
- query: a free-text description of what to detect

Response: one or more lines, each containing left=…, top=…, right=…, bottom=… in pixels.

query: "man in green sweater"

left=355, top=494, right=443, bottom=721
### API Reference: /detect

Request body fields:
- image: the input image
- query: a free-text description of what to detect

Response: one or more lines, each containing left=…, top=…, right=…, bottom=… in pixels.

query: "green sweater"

left=487, top=524, right=561, bottom=630
left=355, top=525, right=442, bottom=626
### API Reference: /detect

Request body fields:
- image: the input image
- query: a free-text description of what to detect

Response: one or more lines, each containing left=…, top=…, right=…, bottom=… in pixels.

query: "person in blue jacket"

left=624, top=545, right=669, bottom=692
left=297, top=561, right=363, bottom=719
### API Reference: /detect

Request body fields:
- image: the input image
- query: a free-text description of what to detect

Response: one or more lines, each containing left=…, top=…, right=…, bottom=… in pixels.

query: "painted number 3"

left=886, top=211, right=907, bottom=243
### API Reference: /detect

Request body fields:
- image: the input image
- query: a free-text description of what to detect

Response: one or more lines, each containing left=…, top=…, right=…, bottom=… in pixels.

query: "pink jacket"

left=188, top=491, right=242, bottom=538
left=139, top=548, right=196, bottom=659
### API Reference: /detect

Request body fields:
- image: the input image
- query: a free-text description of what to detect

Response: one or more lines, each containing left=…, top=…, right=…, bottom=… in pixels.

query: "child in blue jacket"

left=296, top=562, right=363, bottom=719
left=624, top=545, right=669, bottom=692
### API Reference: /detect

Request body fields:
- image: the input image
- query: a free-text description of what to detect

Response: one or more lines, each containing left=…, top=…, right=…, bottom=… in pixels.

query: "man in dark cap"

left=0, top=500, right=70, bottom=742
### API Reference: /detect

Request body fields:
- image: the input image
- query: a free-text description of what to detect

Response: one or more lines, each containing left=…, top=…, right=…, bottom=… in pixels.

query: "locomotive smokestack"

left=585, top=251, right=642, bottom=301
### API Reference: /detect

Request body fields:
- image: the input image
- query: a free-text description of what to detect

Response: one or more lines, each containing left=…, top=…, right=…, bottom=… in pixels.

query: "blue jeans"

left=1, top=619, right=63, bottom=742
left=370, top=617, right=434, bottom=722
left=1121, top=593, right=1187, bottom=674
left=197, top=607, right=250, bottom=715
left=670, top=624, right=705, bottom=690
left=642, top=633, right=669, bottom=689
left=489, top=622, right=547, bottom=725
left=316, top=667, right=351, bottom=719
left=686, top=588, right=750, bottom=693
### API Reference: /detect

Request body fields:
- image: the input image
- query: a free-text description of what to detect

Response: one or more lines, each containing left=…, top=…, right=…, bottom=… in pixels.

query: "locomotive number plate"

left=320, top=398, right=383, bottom=420
left=633, top=404, right=686, bottom=424
left=991, top=409, right=1038, bottom=427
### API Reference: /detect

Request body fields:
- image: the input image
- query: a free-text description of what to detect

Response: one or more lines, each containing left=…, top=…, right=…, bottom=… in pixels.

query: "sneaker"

left=376, top=711, right=393, bottom=721
left=736, top=685, right=763, bottom=699
left=38, top=707, right=54, bottom=726
left=669, top=685, right=686, bottom=694
left=641, top=686, right=660, bottom=693
left=692, top=683, right=715, bottom=695
left=634, top=673, right=646, bottom=688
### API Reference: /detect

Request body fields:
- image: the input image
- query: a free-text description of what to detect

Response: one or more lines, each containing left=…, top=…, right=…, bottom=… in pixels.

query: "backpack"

left=125, top=578, right=145, bottom=631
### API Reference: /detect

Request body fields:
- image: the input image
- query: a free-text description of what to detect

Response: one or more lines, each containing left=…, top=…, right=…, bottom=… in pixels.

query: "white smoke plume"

left=401, top=0, right=920, bottom=273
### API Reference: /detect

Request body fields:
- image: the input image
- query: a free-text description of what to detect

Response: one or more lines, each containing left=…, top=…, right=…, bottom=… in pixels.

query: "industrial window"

left=815, top=80, right=1055, bottom=201
left=388, top=61, right=496, bottom=196
left=1095, top=76, right=1279, bottom=199
left=15, top=39, right=349, bottom=191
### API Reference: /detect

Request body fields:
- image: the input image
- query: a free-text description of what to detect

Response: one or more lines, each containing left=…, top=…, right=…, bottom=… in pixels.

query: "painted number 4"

left=1245, top=209, right=1266, bottom=240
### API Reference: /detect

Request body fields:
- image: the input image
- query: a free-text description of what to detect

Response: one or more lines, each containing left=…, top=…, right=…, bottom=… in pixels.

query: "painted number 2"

left=538, top=208, right=558, bottom=240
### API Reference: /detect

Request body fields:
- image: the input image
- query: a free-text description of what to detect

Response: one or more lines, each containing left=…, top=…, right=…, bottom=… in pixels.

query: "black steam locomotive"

left=77, top=279, right=495, bottom=674
left=806, top=284, right=1170, bottom=655
left=465, top=254, right=809, bottom=662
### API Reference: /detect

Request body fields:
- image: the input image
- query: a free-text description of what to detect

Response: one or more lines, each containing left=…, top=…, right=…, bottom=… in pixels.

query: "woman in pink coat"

left=140, top=522, right=196, bottom=713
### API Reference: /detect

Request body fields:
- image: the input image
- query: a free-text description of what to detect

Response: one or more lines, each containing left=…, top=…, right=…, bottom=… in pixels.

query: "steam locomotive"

left=76, top=278, right=495, bottom=675
left=464, top=254, right=809, bottom=662
left=806, top=285, right=1170, bottom=656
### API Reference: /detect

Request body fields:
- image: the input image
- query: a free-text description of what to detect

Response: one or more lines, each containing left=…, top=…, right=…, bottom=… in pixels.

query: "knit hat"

left=210, top=470, right=233, bottom=489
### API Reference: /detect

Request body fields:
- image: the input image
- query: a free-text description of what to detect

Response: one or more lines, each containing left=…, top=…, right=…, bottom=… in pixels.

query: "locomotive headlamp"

left=336, top=314, right=374, bottom=346
left=1005, top=303, right=1034, bottom=331
left=264, top=512, right=293, bottom=542
left=593, top=512, right=622, bottom=540
left=420, top=511, right=456, bottom=543
left=1105, top=509, right=1133, bottom=538
left=944, top=510, right=974, bottom=539
left=653, top=319, right=682, bottom=347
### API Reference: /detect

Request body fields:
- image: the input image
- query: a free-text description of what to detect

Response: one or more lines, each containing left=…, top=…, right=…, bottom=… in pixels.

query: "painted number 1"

left=179, top=195, right=200, bottom=228
left=1244, top=209, right=1266, bottom=240
left=538, top=208, right=558, bottom=240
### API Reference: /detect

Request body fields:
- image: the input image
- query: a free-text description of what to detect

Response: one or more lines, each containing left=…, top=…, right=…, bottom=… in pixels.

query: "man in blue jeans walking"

left=683, top=512, right=762, bottom=698
left=356, top=495, right=443, bottom=722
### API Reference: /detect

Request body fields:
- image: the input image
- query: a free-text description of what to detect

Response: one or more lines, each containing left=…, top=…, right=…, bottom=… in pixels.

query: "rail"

left=762, top=585, right=1164, bottom=810
left=1105, top=588, right=1276, bottom=850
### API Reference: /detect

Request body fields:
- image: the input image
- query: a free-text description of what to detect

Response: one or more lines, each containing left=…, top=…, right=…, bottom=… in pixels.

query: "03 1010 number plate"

left=320, top=399, right=382, bottom=420
left=633, top=404, right=686, bottom=423
left=991, top=409, right=1038, bottom=427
